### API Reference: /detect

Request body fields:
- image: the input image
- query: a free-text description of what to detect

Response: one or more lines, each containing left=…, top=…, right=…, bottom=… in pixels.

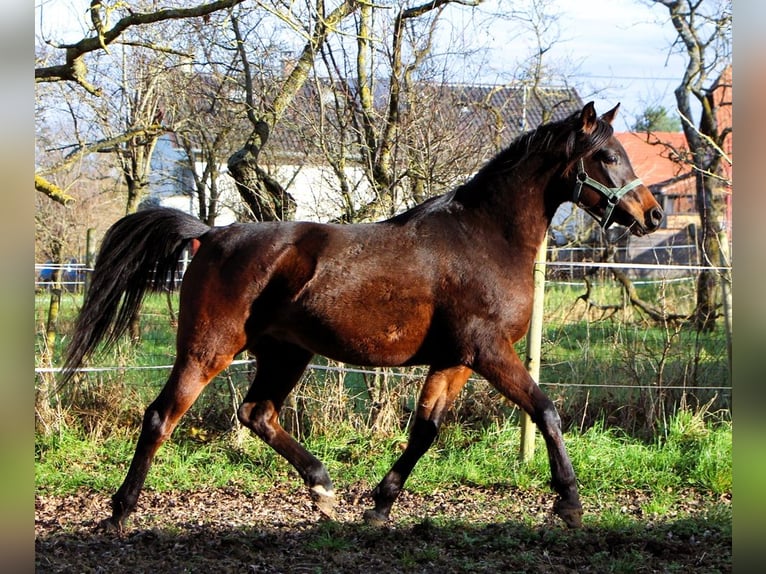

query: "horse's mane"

left=476, top=108, right=614, bottom=180
left=385, top=108, right=614, bottom=224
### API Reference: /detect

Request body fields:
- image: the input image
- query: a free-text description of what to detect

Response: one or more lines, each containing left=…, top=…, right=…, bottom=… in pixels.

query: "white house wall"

left=184, top=161, right=379, bottom=224
left=273, top=163, right=375, bottom=222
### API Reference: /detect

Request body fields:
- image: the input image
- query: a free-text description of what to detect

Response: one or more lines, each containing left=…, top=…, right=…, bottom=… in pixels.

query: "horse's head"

left=570, top=102, right=664, bottom=236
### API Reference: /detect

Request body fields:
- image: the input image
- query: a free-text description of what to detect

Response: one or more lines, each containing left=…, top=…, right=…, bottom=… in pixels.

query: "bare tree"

left=164, top=16, right=260, bottom=225
left=247, top=1, right=509, bottom=223
left=253, top=0, right=589, bottom=227
left=652, top=0, right=732, bottom=332
left=35, top=0, right=248, bottom=205
left=226, top=1, right=359, bottom=221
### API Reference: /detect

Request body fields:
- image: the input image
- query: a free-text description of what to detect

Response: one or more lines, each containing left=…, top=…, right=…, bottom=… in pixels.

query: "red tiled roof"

left=713, top=65, right=732, bottom=183
left=615, top=131, right=694, bottom=195
left=615, top=64, right=732, bottom=197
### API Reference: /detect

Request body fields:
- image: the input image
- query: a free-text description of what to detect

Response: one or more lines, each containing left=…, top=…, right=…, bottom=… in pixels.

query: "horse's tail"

left=61, top=208, right=212, bottom=385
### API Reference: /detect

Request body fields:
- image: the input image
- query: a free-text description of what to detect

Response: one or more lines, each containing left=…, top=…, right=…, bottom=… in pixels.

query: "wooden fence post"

left=519, top=234, right=548, bottom=462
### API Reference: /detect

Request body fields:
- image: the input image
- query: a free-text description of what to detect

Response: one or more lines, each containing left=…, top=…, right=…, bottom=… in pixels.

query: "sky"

left=440, top=0, right=690, bottom=130
left=36, top=0, right=690, bottom=131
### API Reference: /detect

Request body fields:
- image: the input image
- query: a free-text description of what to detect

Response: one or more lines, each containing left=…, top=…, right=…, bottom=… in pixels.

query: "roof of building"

left=263, top=82, right=583, bottom=161
left=615, top=131, right=694, bottom=196
left=615, top=64, right=732, bottom=199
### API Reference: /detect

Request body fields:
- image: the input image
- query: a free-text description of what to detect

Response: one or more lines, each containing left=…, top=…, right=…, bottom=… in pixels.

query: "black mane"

left=472, top=108, right=614, bottom=181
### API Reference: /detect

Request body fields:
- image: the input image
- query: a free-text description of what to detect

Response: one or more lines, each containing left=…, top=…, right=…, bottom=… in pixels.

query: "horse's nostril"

left=647, top=207, right=664, bottom=229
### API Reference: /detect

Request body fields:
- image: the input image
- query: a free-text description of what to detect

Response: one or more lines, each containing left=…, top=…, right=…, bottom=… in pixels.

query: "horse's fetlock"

left=305, top=464, right=333, bottom=491
left=373, top=480, right=401, bottom=505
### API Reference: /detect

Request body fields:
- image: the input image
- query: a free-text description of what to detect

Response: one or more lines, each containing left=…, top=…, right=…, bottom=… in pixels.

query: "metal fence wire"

left=34, top=253, right=732, bottom=437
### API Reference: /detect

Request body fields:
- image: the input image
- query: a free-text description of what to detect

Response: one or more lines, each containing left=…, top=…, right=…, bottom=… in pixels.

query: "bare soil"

left=35, top=484, right=731, bottom=573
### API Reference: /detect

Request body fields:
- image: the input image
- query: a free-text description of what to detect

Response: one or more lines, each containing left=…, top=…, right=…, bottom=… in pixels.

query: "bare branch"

left=35, top=175, right=76, bottom=206
left=35, top=125, right=166, bottom=206
left=267, top=0, right=359, bottom=127
left=678, top=108, right=732, bottom=167
left=36, top=0, right=248, bottom=93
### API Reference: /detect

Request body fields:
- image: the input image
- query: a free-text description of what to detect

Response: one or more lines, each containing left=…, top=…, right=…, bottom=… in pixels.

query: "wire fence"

left=34, top=356, right=731, bottom=393
left=34, top=251, right=732, bottom=438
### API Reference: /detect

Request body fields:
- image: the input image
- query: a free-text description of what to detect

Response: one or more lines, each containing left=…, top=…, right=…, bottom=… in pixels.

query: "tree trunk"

left=657, top=0, right=730, bottom=334
left=693, top=155, right=728, bottom=332
left=227, top=124, right=296, bottom=222
left=227, top=2, right=357, bottom=222
left=37, top=243, right=63, bottom=434
left=127, top=190, right=142, bottom=344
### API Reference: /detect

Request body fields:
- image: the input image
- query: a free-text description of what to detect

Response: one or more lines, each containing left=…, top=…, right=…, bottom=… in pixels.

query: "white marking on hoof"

left=310, top=484, right=335, bottom=498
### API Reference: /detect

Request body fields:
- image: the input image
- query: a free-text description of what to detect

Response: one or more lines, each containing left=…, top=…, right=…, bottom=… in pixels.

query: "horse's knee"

left=539, top=404, right=562, bottom=431
left=529, top=392, right=560, bottom=430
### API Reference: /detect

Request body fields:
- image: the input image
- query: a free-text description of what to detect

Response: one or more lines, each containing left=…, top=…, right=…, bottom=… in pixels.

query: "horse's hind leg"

left=236, top=340, right=336, bottom=517
left=105, top=354, right=232, bottom=532
left=476, top=349, right=582, bottom=528
left=364, top=365, right=472, bottom=525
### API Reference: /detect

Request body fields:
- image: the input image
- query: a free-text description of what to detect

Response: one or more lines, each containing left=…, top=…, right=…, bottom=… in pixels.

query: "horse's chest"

left=448, top=272, right=533, bottom=336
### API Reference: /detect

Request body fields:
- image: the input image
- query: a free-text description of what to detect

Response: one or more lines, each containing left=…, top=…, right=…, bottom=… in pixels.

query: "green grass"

left=35, top=410, right=732, bottom=572
left=35, top=411, right=731, bottom=502
left=35, top=286, right=731, bottom=448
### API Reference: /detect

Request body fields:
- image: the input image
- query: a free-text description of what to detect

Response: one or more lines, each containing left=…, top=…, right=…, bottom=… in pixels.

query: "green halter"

left=572, top=159, right=643, bottom=229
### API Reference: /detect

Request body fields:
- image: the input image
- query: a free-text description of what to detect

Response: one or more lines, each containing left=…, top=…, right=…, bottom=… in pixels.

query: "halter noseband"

left=572, top=159, right=643, bottom=229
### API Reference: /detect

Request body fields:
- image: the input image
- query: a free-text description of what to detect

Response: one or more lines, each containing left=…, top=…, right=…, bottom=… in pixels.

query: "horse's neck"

left=455, top=167, right=558, bottom=260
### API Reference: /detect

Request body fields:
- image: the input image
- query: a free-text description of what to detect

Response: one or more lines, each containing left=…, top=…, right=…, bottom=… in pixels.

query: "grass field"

left=36, top=411, right=731, bottom=499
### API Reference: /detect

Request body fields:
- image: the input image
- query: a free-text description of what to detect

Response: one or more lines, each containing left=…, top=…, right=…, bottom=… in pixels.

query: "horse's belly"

left=273, top=300, right=433, bottom=367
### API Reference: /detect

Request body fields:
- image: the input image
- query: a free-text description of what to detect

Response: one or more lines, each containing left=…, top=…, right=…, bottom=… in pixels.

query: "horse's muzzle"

left=645, top=205, right=664, bottom=232
left=631, top=205, right=664, bottom=236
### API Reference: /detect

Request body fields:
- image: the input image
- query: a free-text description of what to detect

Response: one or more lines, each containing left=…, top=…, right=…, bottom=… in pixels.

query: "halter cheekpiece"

left=572, top=159, right=643, bottom=229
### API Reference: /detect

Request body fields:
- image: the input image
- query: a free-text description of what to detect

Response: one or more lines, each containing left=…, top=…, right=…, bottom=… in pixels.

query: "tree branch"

left=48, top=125, right=166, bottom=173
left=265, top=0, right=359, bottom=127
left=36, top=0, right=248, bottom=93
left=35, top=175, right=75, bottom=206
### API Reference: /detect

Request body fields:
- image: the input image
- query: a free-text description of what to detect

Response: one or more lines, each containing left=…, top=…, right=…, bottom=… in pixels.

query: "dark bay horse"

left=62, top=102, right=663, bottom=532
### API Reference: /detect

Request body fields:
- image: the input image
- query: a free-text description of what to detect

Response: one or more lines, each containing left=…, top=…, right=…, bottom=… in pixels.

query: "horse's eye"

left=602, top=153, right=619, bottom=165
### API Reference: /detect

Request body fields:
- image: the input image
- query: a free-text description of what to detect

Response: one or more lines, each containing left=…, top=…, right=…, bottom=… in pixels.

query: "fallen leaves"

left=35, top=484, right=731, bottom=573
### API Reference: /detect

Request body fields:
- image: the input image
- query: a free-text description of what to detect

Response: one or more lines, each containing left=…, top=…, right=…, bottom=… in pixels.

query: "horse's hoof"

left=310, top=485, right=337, bottom=520
left=362, top=509, right=389, bottom=527
left=553, top=498, right=583, bottom=529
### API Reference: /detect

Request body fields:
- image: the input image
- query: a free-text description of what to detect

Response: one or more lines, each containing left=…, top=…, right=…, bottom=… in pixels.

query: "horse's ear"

left=600, top=103, right=620, bottom=125
left=579, top=101, right=598, bottom=135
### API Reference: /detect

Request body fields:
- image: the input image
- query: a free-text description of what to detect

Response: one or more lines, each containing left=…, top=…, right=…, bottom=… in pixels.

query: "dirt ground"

left=35, top=484, right=731, bottom=573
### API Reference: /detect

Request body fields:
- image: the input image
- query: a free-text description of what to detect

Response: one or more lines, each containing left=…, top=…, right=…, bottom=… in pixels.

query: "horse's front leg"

left=476, top=348, right=582, bottom=528
left=364, top=365, right=472, bottom=525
